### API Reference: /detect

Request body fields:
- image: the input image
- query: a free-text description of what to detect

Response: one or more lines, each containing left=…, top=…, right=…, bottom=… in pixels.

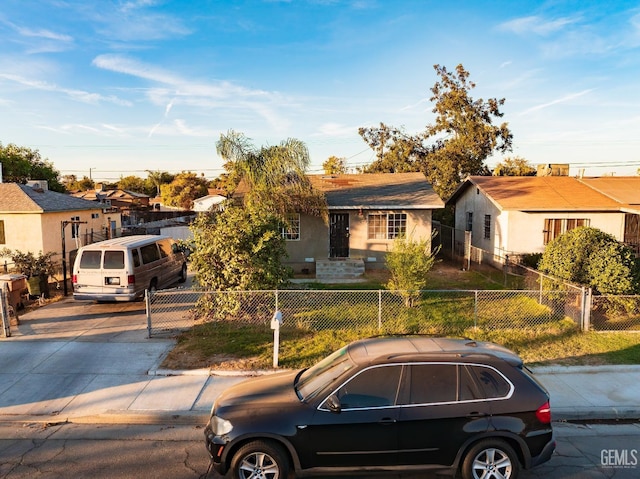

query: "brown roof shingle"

left=0, top=183, right=102, bottom=213
left=308, top=173, right=444, bottom=210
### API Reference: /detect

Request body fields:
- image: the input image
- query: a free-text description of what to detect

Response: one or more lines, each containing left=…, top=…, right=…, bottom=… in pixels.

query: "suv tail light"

left=128, top=275, right=135, bottom=285
left=72, top=274, right=77, bottom=284
left=536, top=401, right=551, bottom=424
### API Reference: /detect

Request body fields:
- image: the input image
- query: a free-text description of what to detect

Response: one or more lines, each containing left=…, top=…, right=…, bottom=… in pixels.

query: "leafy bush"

left=189, top=206, right=292, bottom=320
left=0, top=248, right=56, bottom=278
left=386, top=233, right=439, bottom=307
left=538, top=227, right=639, bottom=294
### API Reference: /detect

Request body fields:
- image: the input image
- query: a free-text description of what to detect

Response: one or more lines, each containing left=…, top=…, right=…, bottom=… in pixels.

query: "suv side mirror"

left=325, top=394, right=341, bottom=413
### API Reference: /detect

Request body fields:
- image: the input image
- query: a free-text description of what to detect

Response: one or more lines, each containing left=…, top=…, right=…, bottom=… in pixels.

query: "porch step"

left=315, top=259, right=365, bottom=279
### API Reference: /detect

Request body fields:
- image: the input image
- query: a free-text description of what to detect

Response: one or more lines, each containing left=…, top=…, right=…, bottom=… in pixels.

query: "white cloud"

left=499, top=15, right=579, bottom=36
left=15, top=26, right=73, bottom=42
left=93, top=54, right=290, bottom=132
left=313, top=122, right=356, bottom=137
left=519, top=89, right=594, bottom=116
left=0, top=73, right=132, bottom=106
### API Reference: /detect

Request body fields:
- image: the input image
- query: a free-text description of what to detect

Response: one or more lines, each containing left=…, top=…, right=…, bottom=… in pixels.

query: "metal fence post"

left=1, top=287, right=10, bottom=338
left=474, top=290, right=479, bottom=329
left=581, top=287, right=592, bottom=332
left=378, top=290, right=382, bottom=330
left=145, top=289, right=152, bottom=338
left=539, top=271, right=543, bottom=305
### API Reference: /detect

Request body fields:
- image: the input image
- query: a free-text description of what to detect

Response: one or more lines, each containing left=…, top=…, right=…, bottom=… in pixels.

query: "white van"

left=72, top=235, right=187, bottom=301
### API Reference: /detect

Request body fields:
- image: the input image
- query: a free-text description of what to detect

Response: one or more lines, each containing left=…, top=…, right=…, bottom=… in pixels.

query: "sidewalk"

left=1, top=297, right=639, bottom=425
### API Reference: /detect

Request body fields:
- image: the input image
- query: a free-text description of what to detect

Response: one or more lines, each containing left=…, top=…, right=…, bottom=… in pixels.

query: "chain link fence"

left=146, top=288, right=589, bottom=337
left=590, top=295, right=640, bottom=331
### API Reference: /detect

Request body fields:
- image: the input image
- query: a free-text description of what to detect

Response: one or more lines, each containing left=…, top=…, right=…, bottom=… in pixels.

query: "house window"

left=388, top=213, right=406, bottom=239
left=484, top=215, right=491, bottom=239
left=71, top=216, right=80, bottom=238
left=367, top=213, right=407, bottom=239
left=91, top=213, right=100, bottom=219
left=466, top=212, right=473, bottom=232
left=368, top=214, right=386, bottom=239
left=281, top=214, right=300, bottom=241
left=0, top=220, right=5, bottom=244
left=543, top=218, right=589, bottom=244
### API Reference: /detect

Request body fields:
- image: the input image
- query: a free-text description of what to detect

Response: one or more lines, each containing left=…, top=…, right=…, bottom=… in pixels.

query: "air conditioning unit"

left=26, top=180, right=49, bottom=190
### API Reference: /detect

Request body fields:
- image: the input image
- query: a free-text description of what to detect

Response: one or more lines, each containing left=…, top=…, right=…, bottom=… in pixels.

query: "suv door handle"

left=466, top=412, right=489, bottom=418
left=379, top=418, right=396, bottom=424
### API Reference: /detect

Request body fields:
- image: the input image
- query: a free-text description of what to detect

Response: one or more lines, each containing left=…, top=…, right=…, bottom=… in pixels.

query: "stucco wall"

left=0, top=208, right=120, bottom=267
left=284, top=209, right=433, bottom=272
left=505, top=210, right=625, bottom=254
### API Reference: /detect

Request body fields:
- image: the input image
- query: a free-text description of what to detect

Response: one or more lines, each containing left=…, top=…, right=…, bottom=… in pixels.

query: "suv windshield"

left=295, top=346, right=356, bottom=401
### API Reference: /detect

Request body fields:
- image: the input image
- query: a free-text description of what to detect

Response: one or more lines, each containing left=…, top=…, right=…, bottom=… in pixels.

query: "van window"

left=140, top=243, right=160, bottom=264
left=79, top=251, right=102, bottom=269
left=132, top=249, right=141, bottom=268
left=104, top=251, right=125, bottom=269
left=158, top=240, right=172, bottom=258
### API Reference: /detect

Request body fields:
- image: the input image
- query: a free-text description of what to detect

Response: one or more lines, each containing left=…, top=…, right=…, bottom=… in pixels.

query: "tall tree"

left=359, top=64, right=512, bottom=199
left=322, top=156, right=349, bottom=175
left=145, top=170, right=174, bottom=197
left=0, top=143, right=65, bottom=192
left=493, top=157, right=536, bottom=176
left=118, top=175, right=148, bottom=193
left=161, top=171, right=208, bottom=209
left=216, top=130, right=326, bottom=220
left=62, top=174, right=95, bottom=191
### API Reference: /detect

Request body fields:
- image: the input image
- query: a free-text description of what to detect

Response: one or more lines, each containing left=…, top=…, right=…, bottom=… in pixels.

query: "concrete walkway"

left=1, top=297, right=639, bottom=425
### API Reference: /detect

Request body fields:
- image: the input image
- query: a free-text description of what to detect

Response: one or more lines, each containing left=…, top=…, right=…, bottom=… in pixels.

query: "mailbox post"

left=270, top=311, right=283, bottom=368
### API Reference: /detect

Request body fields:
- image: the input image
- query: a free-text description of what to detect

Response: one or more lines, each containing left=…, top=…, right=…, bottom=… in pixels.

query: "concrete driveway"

left=0, top=297, right=186, bottom=422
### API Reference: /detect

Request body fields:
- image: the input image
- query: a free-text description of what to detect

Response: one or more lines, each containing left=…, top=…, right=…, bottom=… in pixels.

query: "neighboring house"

left=250, top=173, right=444, bottom=274
left=446, top=176, right=640, bottom=263
left=193, top=193, right=227, bottom=212
left=71, top=184, right=150, bottom=210
left=0, top=182, right=121, bottom=267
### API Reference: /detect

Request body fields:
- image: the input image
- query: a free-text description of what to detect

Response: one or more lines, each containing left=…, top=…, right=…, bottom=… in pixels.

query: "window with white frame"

left=281, top=214, right=300, bottom=240
left=543, top=218, right=589, bottom=244
left=367, top=213, right=407, bottom=239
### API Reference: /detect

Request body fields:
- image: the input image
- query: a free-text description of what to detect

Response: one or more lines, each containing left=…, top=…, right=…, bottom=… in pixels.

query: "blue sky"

left=1, top=0, right=640, bottom=183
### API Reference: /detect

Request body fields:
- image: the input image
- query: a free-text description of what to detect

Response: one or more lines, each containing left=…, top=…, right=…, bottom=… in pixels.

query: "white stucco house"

left=446, top=176, right=640, bottom=263
left=193, top=194, right=227, bottom=212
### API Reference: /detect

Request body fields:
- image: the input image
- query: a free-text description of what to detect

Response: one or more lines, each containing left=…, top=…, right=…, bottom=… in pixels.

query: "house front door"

left=329, top=213, right=350, bottom=258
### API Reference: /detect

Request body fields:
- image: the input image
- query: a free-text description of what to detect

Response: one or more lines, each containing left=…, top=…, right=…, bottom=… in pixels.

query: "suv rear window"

left=467, top=365, right=511, bottom=398
left=79, top=251, right=102, bottom=269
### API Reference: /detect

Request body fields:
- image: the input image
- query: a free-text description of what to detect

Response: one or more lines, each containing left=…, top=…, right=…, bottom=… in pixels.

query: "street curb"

left=148, top=368, right=288, bottom=377
left=531, top=365, right=640, bottom=374
left=0, top=411, right=209, bottom=427
left=553, top=407, right=640, bottom=422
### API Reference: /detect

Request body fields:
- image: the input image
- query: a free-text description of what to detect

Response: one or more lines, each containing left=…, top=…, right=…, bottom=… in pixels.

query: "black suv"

left=204, top=337, right=555, bottom=479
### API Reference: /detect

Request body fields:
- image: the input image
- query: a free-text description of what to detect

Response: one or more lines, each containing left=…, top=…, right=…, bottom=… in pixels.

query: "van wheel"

left=148, top=280, right=158, bottom=296
left=178, top=263, right=187, bottom=283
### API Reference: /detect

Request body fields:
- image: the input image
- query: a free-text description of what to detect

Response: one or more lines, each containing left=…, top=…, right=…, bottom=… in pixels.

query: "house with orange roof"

left=446, top=176, right=640, bottom=263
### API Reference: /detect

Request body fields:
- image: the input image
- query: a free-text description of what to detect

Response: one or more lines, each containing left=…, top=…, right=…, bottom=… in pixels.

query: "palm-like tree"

left=216, top=130, right=327, bottom=220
